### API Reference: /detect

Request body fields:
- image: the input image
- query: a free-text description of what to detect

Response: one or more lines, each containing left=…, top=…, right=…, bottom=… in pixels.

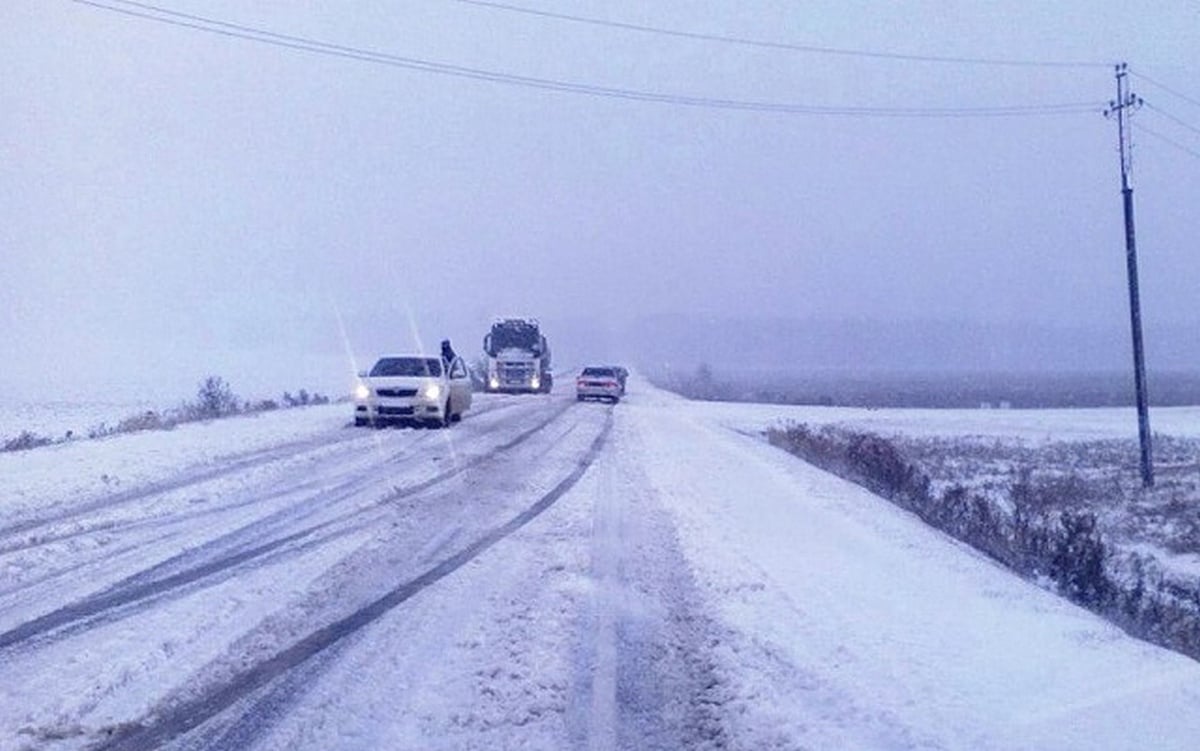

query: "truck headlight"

left=489, top=377, right=499, bottom=390
left=423, top=382, right=442, bottom=401
left=531, top=375, right=541, bottom=390
left=354, top=383, right=370, bottom=400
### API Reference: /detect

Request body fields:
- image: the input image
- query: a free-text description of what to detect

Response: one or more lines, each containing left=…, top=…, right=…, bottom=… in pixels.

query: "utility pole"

left=1105, top=63, right=1153, bottom=488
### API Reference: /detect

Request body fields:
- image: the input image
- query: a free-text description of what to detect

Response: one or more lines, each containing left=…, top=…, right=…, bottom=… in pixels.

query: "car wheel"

left=354, top=417, right=368, bottom=427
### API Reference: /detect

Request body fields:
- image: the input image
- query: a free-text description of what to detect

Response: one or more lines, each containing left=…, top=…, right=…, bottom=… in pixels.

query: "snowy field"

left=715, top=398, right=1200, bottom=582
left=686, top=398, right=1200, bottom=443
left=0, top=399, right=164, bottom=445
left=2, top=381, right=1200, bottom=750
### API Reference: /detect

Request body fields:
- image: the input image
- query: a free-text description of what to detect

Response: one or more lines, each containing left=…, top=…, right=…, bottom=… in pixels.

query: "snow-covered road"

left=2, top=384, right=1199, bottom=750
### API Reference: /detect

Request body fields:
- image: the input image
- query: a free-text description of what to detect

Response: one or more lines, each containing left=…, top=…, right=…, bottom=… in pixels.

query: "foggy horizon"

left=4, top=1, right=1197, bottom=402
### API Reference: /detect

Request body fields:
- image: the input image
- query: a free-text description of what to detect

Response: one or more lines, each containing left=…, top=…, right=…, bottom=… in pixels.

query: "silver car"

left=575, top=366, right=622, bottom=403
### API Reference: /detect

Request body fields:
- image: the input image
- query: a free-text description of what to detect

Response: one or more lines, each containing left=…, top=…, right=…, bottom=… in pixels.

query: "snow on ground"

left=0, top=399, right=162, bottom=444
left=0, top=403, right=350, bottom=524
left=687, top=397, right=1200, bottom=443
left=627, top=385, right=1200, bottom=749
left=2, top=382, right=1200, bottom=750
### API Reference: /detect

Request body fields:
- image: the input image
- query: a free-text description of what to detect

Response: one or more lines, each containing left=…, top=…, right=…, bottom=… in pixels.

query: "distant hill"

left=625, top=315, right=1199, bottom=376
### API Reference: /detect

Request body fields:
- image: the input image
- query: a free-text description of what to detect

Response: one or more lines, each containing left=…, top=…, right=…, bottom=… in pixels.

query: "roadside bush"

left=282, top=389, right=330, bottom=407
left=116, top=410, right=174, bottom=433
left=189, top=376, right=240, bottom=420
left=87, top=423, right=115, bottom=440
left=1049, top=510, right=1112, bottom=607
left=6, top=377, right=335, bottom=455
left=767, top=421, right=1200, bottom=662
left=845, top=432, right=928, bottom=506
left=930, top=483, right=1015, bottom=566
left=2, top=430, right=54, bottom=452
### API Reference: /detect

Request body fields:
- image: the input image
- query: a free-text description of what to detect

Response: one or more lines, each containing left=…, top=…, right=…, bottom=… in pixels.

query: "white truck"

left=483, top=318, right=552, bottom=394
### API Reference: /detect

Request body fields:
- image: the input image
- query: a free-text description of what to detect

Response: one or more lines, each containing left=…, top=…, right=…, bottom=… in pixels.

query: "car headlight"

left=423, top=382, right=442, bottom=401
left=354, top=383, right=370, bottom=400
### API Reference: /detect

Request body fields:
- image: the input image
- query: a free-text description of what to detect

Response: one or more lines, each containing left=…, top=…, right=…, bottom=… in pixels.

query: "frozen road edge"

left=94, top=411, right=613, bottom=751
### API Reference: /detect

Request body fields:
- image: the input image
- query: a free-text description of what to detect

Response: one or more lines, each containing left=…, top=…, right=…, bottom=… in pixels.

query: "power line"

left=1143, top=102, right=1200, bottom=138
left=1135, top=122, right=1200, bottom=161
left=71, top=0, right=1104, bottom=118
left=450, top=0, right=1112, bottom=69
left=1130, top=69, right=1200, bottom=109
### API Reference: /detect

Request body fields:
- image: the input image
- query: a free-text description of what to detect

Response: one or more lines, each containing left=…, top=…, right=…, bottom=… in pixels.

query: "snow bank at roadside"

left=0, top=404, right=348, bottom=523
left=0, top=399, right=163, bottom=445
left=623, top=384, right=1200, bottom=750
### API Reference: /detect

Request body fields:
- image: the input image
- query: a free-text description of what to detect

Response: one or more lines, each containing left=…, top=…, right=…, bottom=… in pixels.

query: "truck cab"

left=483, top=318, right=553, bottom=393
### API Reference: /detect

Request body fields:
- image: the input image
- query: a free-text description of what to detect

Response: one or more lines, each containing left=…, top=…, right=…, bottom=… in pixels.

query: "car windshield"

left=369, top=357, right=442, bottom=378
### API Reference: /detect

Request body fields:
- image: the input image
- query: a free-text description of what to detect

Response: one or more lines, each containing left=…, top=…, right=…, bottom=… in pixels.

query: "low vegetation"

left=767, top=422, right=1200, bottom=661
left=3, top=431, right=55, bottom=452
left=1, top=376, right=332, bottom=452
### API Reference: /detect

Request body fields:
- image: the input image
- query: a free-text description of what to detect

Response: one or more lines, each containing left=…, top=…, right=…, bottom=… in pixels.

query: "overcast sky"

left=3, top=1, right=1198, bottom=399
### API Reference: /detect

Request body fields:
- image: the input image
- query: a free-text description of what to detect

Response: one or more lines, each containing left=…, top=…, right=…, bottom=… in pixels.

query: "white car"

left=354, top=355, right=472, bottom=428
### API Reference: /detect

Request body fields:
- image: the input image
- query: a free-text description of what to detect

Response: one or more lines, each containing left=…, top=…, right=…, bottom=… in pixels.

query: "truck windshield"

left=369, top=357, right=442, bottom=377
left=489, top=322, right=540, bottom=353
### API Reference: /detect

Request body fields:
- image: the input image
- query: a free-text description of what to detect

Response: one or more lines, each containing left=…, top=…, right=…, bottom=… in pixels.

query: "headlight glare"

left=354, top=383, right=370, bottom=400
left=423, top=382, right=442, bottom=401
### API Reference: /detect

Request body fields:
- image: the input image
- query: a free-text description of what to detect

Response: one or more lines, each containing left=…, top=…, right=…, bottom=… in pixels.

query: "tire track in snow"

left=91, top=411, right=613, bottom=751
left=0, top=398, right=527, bottom=553
left=0, top=399, right=530, bottom=597
left=574, top=413, right=731, bottom=751
left=0, top=429, right=360, bottom=543
left=585, top=448, right=620, bottom=751
left=0, top=400, right=575, bottom=653
left=179, top=412, right=595, bottom=750
left=112, top=398, right=576, bottom=591
left=0, top=430, right=441, bottom=613
left=0, top=439, right=407, bottom=559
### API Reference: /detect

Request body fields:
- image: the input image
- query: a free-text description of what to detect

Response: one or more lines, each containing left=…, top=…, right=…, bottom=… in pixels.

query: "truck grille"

left=498, top=363, right=535, bottom=383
